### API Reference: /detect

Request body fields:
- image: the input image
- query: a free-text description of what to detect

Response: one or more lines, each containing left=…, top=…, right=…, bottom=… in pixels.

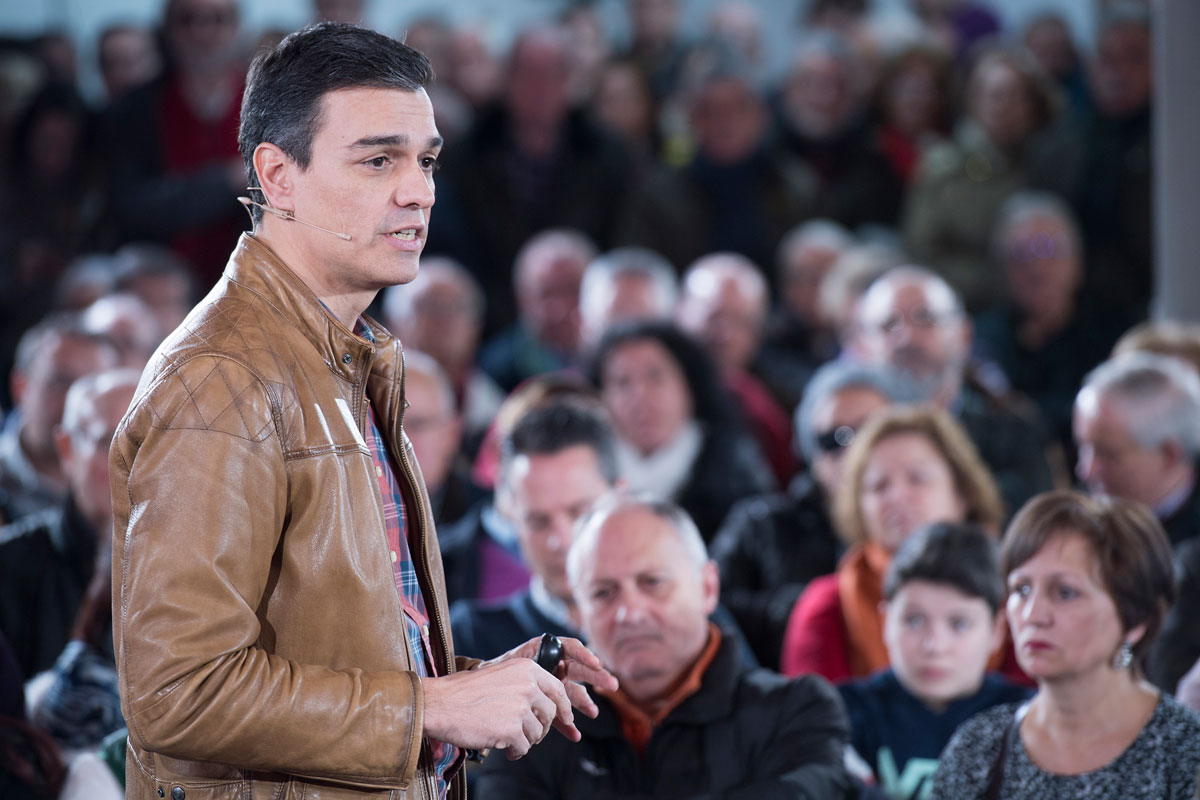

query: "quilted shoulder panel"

left=143, top=354, right=278, bottom=442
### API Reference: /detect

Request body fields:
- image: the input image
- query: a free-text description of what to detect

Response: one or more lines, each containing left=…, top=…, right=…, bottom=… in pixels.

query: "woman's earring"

left=1113, top=640, right=1134, bottom=670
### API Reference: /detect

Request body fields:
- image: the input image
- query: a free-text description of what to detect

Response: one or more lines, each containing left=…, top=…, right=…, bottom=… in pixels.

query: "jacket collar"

left=580, top=633, right=743, bottom=739
left=222, top=233, right=402, bottom=391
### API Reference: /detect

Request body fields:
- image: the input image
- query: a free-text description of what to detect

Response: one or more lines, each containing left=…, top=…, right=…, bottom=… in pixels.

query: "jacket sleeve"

left=112, top=356, right=423, bottom=790
left=779, top=575, right=850, bottom=681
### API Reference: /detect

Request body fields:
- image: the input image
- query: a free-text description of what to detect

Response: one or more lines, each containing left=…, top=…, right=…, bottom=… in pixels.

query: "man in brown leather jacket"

left=110, top=23, right=614, bottom=800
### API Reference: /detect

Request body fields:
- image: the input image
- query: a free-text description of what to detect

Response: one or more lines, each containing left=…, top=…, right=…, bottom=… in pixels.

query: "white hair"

left=566, top=491, right=708, bottom=593
left=580, top=247, right=678, bottom=335
left=1079, top=353, right=1200, bottom=459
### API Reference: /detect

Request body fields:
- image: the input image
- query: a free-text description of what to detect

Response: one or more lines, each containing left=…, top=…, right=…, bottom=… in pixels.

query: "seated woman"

left=841, top=522, right=1031, bottom=800
left=587, top=321, right=775, bottom=542
left=780, top=404, right=1007, bottom=681
left=932, top=491, right=1200, bottom=800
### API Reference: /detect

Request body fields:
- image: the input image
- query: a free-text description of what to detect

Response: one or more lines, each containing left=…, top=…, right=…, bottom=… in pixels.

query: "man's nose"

left=394, top=165, right=436, bottom=209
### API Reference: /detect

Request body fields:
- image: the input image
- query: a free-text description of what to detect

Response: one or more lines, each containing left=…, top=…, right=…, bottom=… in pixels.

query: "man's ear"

left=252, top=142, right=296, bottom=211
left=701, top=560, right=720, bottom=615
left=53, top=426, right=73, bottom=475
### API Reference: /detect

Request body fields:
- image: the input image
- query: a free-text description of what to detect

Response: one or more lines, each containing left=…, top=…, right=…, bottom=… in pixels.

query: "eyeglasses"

left=870, top=307, right=956, bottom=336
left=815, top=425, right=857, bottom=454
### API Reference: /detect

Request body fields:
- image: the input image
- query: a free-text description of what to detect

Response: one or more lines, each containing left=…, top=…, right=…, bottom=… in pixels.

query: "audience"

left=841, top=522, right=1031, bottom=800
left=0, top=0, right=1180, bottom=782
left=932, top=491, right=1200, bottom=800
left=380, top=257, right=503, bottom=451
left=476, top=492, right=857, bottom=798
left=1073, top=353, right=1200, bottom=548
left=0, top=315, right=119, bottom=525
left=780, top=404, right=1009, bottom=682
left=478, top=229, right=594, bottom=393
left=588, top=321, right=774, bottom=542
left=854, top=266, right=1058, bottom=514
left=973, top=191, right=1132, bottom=460
left=903, top=45, right=1060, bottom=311
left=711, top=360, right=915, bottom=668
left=676, top=253, right=796, bottom=485
left=0, top=369, right=137, bottom=680
left=578, top=247, right=678, bottom=351
left=449, top=400, right=618, bottom=660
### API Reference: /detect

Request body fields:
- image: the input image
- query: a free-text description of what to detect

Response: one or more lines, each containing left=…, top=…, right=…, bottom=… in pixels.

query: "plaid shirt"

left=358, top=321, right=459, bottom=798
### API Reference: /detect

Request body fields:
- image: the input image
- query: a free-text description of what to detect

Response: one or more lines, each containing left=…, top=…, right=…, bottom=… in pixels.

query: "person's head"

left=568, top=492, right=718, bottom=709
left=776, top=220, right=854, bottom=327
left=706, top=1, right=763, bottom=69
left=1113, top=321, right=1200, bottom=377
left=381, top=257, right=483, bottom=379
left=835, top=404, right=1004, bottom=553
left=676, top=253, right=767, bottom=374
left=819, top=243, right=905, bottom=355
left=1022, top=13, right=1079, bottom=82
left=12, top=315, right=120, bottom=469
left=965, top=45, right=1058, bottom=151
left=855, top=266, right=970, bottom=405
left=795, top=361, right=919, bottom=497
left=1090, top=3, right=1152, bottom=119
left=162, top=0, right=241, bottom=77
left=687, top=61, right=768, bottom=165
left=97, top=23, right=161, bottom=100
left=1003, top=490, right=1175, bottom=680
left=590, top=58, right=657, bottom=148
left=882, top=522, right=1007, bottom=710
left=111, top=243, right=196, bottom=335
left=514, top=229, right=595, bottom=355
left=872, top=43, right=950, bottom=139
left=447, top=25, right=501, bottom=108
left=399, top=350, right=461, bottom=493
left=589, top=322, right=729, bottom=457
left=780, top=32, right=860, bottom=141
left=499, top=401, right=619, bottom=601
left=239, top=23, right=438, bottom=299
left=55, top=368, right=141, bottom=532
left=992, top=191, right=1082, bottom=322
left=505, top=27, right=571, bottom=133
left=1073, top=353, right=1200, bottom=509
left=7, top=82, right=90, bottom=185
left=627, top=0, right=680, bottom=53
left=54, top=255, right=117, bottom=312
left=579, top=248, right=677, bottom=348
left=80, top=294, right=164, bottom=370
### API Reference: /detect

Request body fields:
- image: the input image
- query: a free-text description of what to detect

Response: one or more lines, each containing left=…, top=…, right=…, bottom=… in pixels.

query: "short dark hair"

left=884, top=522, right=1005, bottom=615
left=238, top=22, right=433, bottom=223
left=1002, top=490, right=1176, bottom=668
left=501, top=400, right=620, bottom=486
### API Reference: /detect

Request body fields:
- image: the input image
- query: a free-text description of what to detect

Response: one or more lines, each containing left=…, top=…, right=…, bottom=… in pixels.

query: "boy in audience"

left=838, top=522, right=1030, bottom=800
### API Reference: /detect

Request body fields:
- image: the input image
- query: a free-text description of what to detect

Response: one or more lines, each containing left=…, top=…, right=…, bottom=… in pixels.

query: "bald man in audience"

left=477, top=492, right=854, bottom=798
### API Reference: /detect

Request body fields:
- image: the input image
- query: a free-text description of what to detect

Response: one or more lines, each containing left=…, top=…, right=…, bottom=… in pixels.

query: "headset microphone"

left=237, top=196, right=353, bottom=241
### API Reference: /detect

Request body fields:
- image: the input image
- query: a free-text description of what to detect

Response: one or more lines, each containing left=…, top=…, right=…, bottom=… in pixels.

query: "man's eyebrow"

left=348, top=135, right=444, bottom=149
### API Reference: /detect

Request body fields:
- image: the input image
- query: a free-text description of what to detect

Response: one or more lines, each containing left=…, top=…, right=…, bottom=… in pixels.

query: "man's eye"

left=420, top=156, right=440, bottom=171
left=367, top=156, right=389, bottom=168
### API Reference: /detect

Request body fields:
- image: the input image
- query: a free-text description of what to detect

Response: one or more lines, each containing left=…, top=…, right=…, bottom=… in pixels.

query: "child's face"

left=883, top=580, right=1004, bottom=711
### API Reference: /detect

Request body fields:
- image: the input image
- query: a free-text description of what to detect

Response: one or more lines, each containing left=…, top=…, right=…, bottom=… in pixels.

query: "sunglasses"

left=816, top=425, right=857, bottom=454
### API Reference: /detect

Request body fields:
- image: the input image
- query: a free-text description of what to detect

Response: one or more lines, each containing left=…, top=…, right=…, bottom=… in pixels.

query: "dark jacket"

left=710, top=473, right=841, bottom=669
left=956, top=381, right=1057, bottom=519
left=0, top=501, right=97, bottom=680
left=1149, top=535, right=1200, bottom=693
left=449, top=590, right=573, bottom=663
left=476, top=636, right=855, bottom=799
left=679, top=426, right=777, bottom=544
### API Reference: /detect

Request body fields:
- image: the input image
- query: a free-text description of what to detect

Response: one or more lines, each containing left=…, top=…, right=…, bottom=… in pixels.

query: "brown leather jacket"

left=111, top=234, right=471, bottom=800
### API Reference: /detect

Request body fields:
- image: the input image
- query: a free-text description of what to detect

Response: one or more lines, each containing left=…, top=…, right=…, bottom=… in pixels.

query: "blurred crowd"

left=4, top=0, right=1199, bottom=798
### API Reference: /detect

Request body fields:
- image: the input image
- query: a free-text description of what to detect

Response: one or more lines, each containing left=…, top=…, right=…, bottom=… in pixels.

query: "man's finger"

left=563, top=680, right=600, bottom=719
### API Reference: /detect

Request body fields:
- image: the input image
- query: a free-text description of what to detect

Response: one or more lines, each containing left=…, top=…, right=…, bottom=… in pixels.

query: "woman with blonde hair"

left=781, top=404, right=1013, bottom=682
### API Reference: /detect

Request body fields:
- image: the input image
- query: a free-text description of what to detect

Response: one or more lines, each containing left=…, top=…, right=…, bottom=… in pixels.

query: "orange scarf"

left=836, top=542, right=1009, bottom=678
